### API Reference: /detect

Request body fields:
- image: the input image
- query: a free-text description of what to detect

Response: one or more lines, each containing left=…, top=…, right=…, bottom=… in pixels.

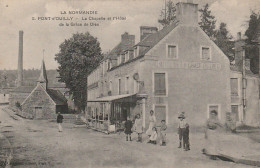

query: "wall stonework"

left=22, top=85, right=56, bottom=119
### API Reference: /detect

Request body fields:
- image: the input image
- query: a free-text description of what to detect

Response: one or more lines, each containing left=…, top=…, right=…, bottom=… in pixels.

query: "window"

left=167, top=45, right=177, bottom=59
left=154, top=73, right=167, bottom=96
left=125, top=51, right=129, bottom=61
left=154, top=105, right=167, bottom=125
left=134, top=79, right=139, bottom=93
left=134, top=46, right=138, bottom=58
left=231, top=105, right=239, bottom=122
left=109, top=81, right=112, bottom=91
left=129, top=50, right=134, bottom=60
left=201, top=47, right=211, bottom=60
left=208, top=105, right=219, bottom=119
left=125, top=76, right=129, bottom=94
left=230, top=78, right=238, bottom=96
left=121, top=54, right=125, bottom=63
left=117, top=56, right=121, bottom=65
left=118, top=78, right=121, bottom=95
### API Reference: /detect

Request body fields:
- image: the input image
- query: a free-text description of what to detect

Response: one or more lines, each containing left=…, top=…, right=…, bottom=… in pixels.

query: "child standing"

left=147, top=127, right=158, bottom=144
left=133, top=114, right=143, bottom=142
left=124, top=116, right=133, bottom=141
left=177, top=112, right=187, bottom=148
left=160, top=120, right=167, bottom=146
left=183, top=123, right=190, bottom=151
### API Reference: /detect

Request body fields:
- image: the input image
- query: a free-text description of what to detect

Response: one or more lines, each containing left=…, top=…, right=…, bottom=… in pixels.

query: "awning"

left=87, top=93, right=137, bottom=102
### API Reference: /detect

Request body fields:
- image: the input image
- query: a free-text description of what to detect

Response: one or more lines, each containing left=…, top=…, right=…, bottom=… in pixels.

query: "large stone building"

left=87, top=2, right=235, bottom=129
left=20, top=60, right=68, bottom=119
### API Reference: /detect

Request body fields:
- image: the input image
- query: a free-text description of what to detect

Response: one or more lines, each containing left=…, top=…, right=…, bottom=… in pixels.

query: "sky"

left=0, top=0, right=260, bottom=70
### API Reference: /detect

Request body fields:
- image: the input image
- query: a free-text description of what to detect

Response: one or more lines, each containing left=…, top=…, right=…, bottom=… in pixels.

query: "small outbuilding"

left=21, top=60, right=68, bottom=119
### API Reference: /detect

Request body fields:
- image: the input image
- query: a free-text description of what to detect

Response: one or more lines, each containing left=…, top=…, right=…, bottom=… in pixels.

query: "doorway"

left=34, top=107, right=43, bottom=119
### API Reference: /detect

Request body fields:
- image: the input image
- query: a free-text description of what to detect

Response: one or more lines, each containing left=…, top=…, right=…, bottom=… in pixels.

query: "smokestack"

left=17, top=30, right=23, bottom=87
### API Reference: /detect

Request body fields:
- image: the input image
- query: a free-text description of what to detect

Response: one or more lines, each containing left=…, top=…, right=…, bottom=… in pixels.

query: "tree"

left=214, top=22, right=234, bottom=61
left=245, top=11, right=260, bottom=44
left=199, top=4, right=217, bottom=39
left=55, top=32, right=103, bottom=111
left=244, top=11, right=260, bottom=74
left=158, top=0, right=176, bottom=27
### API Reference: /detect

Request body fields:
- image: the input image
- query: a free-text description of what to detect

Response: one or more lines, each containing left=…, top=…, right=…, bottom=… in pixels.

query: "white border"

left=153, top=104, right=169, bottom=125
left=166, top=43, right=178, bottom=59
left=152, top=71, right=168, bottom=97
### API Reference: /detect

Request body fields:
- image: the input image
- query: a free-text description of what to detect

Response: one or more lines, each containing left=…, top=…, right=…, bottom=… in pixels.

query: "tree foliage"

left=244, top=11, right=260, bottom=74
left=158, top=0, right=176, bottom=27
left=55, top=32, right=103, bottom=111
left=214, top=22, right=234, bottom=61
left=199, top=3, right=217, bottom=39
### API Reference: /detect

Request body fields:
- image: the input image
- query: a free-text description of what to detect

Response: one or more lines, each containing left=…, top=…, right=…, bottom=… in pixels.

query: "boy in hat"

left=57, top=112, right=64, bottom=132
left=177, top=112, right=187, bottom=148
left=160, top=120, right=167, bottom=146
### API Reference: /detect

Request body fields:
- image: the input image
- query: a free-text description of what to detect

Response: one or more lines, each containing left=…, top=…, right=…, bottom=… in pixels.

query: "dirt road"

left=0, top=106, right=256, bottom=168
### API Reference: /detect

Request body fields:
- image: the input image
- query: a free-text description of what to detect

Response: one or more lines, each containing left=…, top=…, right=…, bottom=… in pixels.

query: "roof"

left=136, top=21, right=179, bottom=56
left=47, top=89, right=67, bottom=105
left=10, top=86, right=34, bottom=93
left=87, top=93, right=136, bottom=102
left=37, top=59, right=48, bottom=83
left=106, top=33, right=135, bottom=60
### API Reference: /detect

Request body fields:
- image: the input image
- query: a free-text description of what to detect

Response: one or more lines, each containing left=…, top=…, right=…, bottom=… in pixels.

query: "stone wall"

left=22, top=85, right=56, bottom=119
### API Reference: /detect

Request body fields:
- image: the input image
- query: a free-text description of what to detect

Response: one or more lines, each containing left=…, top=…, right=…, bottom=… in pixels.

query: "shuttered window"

left=231, top=105, right=239, bottom=121
left=154, top=73, right=166, bottom=96
left=230, top=78, right=238, bottom=96
left=201, top=47, right=210, bottom=60
left=168, top=45, right=177, bottom=59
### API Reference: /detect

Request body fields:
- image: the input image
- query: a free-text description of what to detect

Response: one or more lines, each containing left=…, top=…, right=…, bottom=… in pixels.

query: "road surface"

left=0, top=105, right=256, bottom=168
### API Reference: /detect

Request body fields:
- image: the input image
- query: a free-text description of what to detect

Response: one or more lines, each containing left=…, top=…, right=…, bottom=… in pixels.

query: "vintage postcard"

left=0, top=0, right=260, bottom=167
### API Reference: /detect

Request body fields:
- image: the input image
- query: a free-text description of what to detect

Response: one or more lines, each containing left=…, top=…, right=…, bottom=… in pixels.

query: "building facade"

left=87, top=2, right=234, bottom=130
left=21, top=60, right=68, bottom=119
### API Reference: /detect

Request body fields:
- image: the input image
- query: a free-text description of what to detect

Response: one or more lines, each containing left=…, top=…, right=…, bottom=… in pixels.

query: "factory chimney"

left=17, top=30, right=23, bottom=87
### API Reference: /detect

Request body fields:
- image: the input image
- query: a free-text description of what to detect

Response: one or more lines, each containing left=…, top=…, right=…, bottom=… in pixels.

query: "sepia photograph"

left=0, top=0, right=260, bottom=167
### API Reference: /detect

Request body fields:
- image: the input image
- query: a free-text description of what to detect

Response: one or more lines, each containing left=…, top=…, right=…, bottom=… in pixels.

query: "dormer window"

left=129, top=50, right=134, bottom=60
left=117, top=56, right=121, bottom=65
left=121, top=54, right=125, bottom=63
left=125, top=51, right=129, bottom=61
left=134, top=46, right=139, bottom=58
left=201, top=46, right=211, bottom=61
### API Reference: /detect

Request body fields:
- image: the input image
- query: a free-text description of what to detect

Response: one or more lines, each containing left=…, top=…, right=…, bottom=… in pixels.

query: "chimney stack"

left=140, top=26, right=158, bottom=41
left=17, top=30, right=23, bottom=87
left=121, top=32, right=135, bottom=47
left=237, top=32, right=242, bottom=41
left=176, top=2, right=198, bottom=26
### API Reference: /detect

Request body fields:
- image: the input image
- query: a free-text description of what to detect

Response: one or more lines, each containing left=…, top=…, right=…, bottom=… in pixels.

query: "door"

left=35, top=107, right=43, bottom=119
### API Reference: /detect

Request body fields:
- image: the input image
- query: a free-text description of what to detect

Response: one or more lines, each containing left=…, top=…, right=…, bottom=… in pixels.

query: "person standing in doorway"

left=146, top=110, right=156, bottom=137
left=133, top=114, right=143, bottom=142
left=177, top=112, right=187, bottom=148
left=57, top=112, right=64, bottom=132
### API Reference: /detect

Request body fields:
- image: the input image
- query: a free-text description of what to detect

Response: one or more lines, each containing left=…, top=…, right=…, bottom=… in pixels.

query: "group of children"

left=124, top=111, right=190, bottom=150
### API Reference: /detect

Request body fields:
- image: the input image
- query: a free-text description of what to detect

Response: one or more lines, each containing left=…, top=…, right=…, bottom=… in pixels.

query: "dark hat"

left=178, top=113, right=185, bottom=119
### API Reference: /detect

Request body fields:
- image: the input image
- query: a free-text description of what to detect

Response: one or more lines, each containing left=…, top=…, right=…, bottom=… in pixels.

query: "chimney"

left=234, top=32, right=245, bottom=66
left=17, top=30, right=23, bottom=87
left=176, top=2, right=198, bottom=25
left=121, top=32, right=135, bottom=47
left=140, top=26, right=158, bottom=41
